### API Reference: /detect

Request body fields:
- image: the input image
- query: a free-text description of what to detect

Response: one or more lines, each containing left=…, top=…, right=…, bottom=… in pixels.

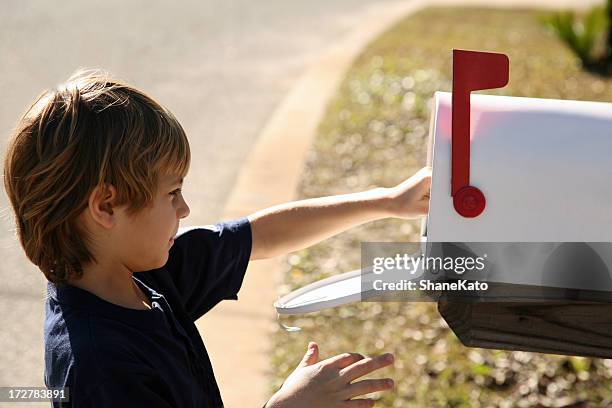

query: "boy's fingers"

left=416, top=200, right=429, bottom=215
left=339, top=353, right=394, bottom=382
left=342, top=378, right=394, bottom=400
left=418, top=172, right=431, bottom=190
left=325, top=352, right=365, bottom=369
left=299, top=342, right=319, bottom=367
left=341, top=398, right=375, bottom=408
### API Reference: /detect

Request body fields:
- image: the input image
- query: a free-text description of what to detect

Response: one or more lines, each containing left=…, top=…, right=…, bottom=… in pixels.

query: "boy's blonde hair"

left=3, top=69, right=191, bottom=285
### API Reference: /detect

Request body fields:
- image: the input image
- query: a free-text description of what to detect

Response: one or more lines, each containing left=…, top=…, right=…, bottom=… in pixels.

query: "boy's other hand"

left=385, top=166, right=431, bottom=219
left=265, top=342, right=394, bottom=408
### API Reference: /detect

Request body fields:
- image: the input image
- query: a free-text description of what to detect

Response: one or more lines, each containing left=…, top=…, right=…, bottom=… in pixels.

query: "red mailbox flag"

left=451, top=49, right=509, bottom=218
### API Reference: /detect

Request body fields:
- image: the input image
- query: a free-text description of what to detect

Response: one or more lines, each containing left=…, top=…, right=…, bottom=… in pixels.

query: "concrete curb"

left=197, top=0, right=603, bottom=406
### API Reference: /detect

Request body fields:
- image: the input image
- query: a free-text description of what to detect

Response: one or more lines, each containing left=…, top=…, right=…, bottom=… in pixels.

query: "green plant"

left=606, top=0, right=612, bottom=61
left=542, top=0, right=611, bottom=75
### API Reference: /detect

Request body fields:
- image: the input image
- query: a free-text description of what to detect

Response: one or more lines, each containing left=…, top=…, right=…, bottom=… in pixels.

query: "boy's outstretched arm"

left=247, top=166, right=431, bottom=260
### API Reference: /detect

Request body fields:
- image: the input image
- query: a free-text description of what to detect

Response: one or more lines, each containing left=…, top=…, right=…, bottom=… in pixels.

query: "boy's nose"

left=180, top=202, right=190, bottom=219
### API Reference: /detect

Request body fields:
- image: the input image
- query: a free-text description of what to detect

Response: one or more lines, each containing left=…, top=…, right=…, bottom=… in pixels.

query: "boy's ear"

left=86, top=183, right=118, bottom=229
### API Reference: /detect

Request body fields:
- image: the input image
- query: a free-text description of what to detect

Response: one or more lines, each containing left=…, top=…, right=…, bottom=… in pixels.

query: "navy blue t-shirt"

left=44, top=217, right=252, bottom=407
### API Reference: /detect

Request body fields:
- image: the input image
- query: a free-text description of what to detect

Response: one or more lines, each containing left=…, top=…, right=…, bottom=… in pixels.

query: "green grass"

left=269, top=7, right=612, bottom=407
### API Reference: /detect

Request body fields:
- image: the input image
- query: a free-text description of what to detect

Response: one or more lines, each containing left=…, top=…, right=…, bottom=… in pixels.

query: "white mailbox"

left=427, top=50, right=612, bottom=358
left=423, top=50, right=612, bottom=295
left=425, top=91, right=612, bottom=242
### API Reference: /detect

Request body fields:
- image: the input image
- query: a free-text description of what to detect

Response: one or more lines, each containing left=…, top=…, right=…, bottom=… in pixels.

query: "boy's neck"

left=68, top=264, right=152, bottom=310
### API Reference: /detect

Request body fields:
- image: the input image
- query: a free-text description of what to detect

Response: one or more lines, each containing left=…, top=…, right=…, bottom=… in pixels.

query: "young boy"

left=3, top=70, right=431, bottom=407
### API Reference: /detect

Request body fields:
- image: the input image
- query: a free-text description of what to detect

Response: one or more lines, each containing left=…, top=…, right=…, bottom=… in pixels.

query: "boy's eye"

left=169, top=188, right=182, bottom=197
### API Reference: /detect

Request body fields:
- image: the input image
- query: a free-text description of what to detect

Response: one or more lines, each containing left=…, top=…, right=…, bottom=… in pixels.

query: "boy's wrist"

left=371, top=186, right=399, bottom=218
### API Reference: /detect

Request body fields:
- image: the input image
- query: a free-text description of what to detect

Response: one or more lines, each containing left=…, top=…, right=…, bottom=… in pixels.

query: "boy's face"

left=81, top=173, right=190, bottom=274
left=115, top=173, right=190, bottom=272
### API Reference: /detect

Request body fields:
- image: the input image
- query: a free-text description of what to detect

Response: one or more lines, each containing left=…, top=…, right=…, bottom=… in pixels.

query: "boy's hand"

left=385, top=166, right=431, bottom=219
left=265, top=342, right=395, bottom=408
